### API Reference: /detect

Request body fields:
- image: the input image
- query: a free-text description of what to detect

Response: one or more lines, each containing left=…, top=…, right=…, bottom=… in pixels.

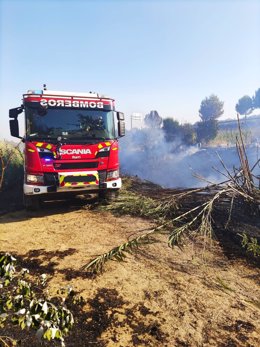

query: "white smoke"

left=119, top=128, right=260, bottom=188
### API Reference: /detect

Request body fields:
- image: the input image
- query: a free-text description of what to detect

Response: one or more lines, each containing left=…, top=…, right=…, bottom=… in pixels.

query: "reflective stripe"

left=59, top=172, right=99, bottom=188
left=59, top=176, right=65, bottom=186
left=64, top=180, right=97, bottom=187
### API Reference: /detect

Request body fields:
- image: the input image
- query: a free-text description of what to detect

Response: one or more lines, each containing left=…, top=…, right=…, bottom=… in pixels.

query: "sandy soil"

left=0, top=198, right=259, bottom=347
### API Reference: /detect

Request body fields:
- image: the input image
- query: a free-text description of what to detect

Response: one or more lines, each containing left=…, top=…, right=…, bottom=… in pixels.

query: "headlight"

left=37, top=147, right=54, bottom=160
left=96, top=146, right=110, bottom=158
left=99, top=147, right=110, bottom=152
left=26, top=174, right=44, bottom=185
left=107, top=169, right=119, bottom=181
left=37, top=147, right=52, bottom=153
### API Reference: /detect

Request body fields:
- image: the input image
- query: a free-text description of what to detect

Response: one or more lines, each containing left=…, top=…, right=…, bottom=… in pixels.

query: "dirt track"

left=0, top=197, right=260, bottom=346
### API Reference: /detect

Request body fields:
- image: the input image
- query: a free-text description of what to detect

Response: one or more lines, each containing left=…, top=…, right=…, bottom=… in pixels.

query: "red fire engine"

left=9, top=87, right=125, bottom=209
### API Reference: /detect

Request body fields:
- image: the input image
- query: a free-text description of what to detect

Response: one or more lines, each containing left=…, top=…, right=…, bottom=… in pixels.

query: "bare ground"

left=0, top=196, right=260, bottom=347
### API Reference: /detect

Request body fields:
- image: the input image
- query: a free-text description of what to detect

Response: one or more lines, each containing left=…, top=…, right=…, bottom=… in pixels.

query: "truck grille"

left=54, top=162, right=98, bottom=170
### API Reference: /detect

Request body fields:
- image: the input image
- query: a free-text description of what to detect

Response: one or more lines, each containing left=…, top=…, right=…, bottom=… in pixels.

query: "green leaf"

left=6, top=299, right=13, bottom=310
left=55, top=329, right=62, bottom=339
left=20, top=319, right=26, bottom=330
left=50, top=327, right=58, bottom=339
left=44, top=328, right=52, bottom=341
left=4, top=279, right=10, bottom=286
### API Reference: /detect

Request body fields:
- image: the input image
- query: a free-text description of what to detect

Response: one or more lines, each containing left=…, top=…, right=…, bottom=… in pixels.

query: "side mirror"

left=9, top=106, right=23, bottom=119
left=117, top=112, right=125, bottom=137
left=118, top=120, right=125, bottom=137
left=117, top=112, right=125, bottom=121
left=9, top=119, right=22, bottom=139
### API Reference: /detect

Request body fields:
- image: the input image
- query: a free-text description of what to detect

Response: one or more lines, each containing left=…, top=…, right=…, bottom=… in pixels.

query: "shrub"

left=0, top=253, right=74, bottom=346
left=0, top=141, right=23, bottom=191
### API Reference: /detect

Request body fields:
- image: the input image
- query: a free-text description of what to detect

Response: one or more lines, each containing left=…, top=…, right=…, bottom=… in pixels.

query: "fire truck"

left=9, top=87, right=125, bottom=209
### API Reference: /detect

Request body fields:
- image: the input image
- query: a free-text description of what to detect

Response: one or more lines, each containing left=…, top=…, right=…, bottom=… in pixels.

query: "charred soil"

left=0, top=178, right=260, bottom=347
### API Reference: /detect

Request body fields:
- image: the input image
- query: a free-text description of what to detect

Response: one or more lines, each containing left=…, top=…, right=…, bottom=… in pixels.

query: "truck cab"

left=9, top=88, right=125, bottom=209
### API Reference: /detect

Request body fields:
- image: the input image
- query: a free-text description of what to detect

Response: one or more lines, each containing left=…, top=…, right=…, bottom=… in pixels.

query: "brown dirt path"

left=0, top=199, right=259, bottom=346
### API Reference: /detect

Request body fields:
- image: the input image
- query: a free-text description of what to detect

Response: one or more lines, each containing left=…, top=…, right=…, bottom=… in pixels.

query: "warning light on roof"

left=27, top=90, right=43, bottom=95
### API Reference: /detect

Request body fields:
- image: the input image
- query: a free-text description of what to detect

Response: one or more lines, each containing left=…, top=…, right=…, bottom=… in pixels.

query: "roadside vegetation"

left=144, top=87, right=260, bottom=147
left=0, top=141, right=24, bottom=214
left=208, top=129, right=253, bottom=147
left=0, top=141, right=23, bottom=191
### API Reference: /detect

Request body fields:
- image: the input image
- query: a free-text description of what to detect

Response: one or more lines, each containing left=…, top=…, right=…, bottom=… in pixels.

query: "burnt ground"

left=0, top=177, right=260, bottom=346
left=128, top=177, right=260, bottom=262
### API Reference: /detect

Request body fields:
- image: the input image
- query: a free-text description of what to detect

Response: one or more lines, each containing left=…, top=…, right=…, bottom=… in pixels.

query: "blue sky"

left=0, top=0, right=260, bottom=140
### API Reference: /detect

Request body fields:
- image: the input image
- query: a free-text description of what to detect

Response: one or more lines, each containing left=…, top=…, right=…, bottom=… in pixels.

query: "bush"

left=0, top=253, right=74, bottom=346
left=0, top=141, right=23, bottom=191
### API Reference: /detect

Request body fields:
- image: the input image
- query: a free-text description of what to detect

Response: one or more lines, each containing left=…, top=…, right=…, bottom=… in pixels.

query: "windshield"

left=25, top=106, right=116, bottom=142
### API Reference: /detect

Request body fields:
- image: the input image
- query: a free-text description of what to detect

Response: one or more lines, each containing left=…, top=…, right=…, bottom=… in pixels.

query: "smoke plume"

left=119, top=128, right=260, bottom=188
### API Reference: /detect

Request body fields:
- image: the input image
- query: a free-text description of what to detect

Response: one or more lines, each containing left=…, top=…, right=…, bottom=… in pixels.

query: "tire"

left=98, top=190, right=119, bottom=202
left=23, top=194, right=41, bottom=211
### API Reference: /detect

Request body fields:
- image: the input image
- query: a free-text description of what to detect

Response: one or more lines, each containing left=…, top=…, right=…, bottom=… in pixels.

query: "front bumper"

left=24, top=177, right=122, bottom=196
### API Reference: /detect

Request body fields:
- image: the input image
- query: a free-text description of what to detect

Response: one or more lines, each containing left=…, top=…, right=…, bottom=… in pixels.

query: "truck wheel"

left=98, top=190, right=119, bottom=202
left=23, top=195, right=41, bottom=211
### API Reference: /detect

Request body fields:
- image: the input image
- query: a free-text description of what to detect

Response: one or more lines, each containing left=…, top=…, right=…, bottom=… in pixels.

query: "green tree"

left=181, top=123, right=197, bottom=145
left=144, top=110, right=162, bottom=128
left=162, top=119, right=196, bottom=145
left=235, top=95, right=253, bottom=115
left=196, top=119, right=218, bottom=144
left=199, top=94, right=224, bottom=121
left=162, top=118, right=181, bottom=142
left=197, top=94, right=223, bottom=144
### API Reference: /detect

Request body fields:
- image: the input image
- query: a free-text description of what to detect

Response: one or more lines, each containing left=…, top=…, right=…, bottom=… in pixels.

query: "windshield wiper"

left=91, top=137, right=111, bottom=141
left=27, top=135, right=113, bottom=144
left=64, top=136, right=111, bottom=144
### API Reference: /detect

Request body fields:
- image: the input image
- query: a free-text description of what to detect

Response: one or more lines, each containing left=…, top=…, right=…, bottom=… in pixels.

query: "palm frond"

left=81, top=229, right=158, bottom=273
